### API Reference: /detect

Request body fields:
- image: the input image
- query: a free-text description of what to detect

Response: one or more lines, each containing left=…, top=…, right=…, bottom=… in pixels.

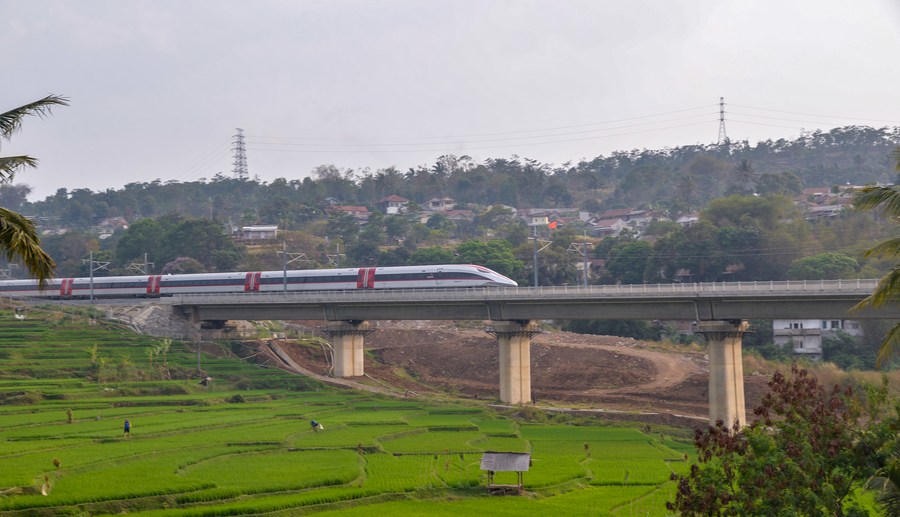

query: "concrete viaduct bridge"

left=165, top=279, right=895, bottom=427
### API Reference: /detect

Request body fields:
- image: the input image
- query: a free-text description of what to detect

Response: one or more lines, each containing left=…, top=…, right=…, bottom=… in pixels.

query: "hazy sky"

left=3, top=0, right=900, bottom=200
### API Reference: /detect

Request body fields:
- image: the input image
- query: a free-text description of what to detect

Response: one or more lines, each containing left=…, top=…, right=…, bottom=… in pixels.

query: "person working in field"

left=123, top=418, right=131, bottom=438
left=310, top=419, right=323, bottom=432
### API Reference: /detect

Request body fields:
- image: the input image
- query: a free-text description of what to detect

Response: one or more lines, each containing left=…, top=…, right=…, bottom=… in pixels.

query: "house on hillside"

left=524, top=211, right=550, bottom=227
left=443, top=209, right=475, bottom=222
left=378, top=195, right=410, bottom=215
left=328, top=205, right=370, bottom=224
left=802, top=187, right=833, bottom=202
left=239, top=225, right=278, bottom=241
left=588, top=217, right=627, bottom=237
left=596, top=208, right=647, bottom=222
left=676, top=213, right=700, bottom=227
left=805, top=205, right=844, bottom=221
left=772, top=319, right=862, bottom=360
left=425, top=197, right=456, bottom=211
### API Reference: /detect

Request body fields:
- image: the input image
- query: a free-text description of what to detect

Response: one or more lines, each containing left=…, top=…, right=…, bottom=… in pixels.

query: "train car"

left=0, top=264, right=517, bottom=299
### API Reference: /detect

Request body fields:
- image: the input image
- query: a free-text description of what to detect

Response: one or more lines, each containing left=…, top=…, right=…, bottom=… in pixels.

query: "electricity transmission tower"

left=232, top=128, right=248, bottom=180
left=717, top=97, right=728, bottom=145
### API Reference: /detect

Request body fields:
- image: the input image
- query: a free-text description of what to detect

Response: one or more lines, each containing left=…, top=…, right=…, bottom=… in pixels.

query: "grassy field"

left=0, top=302, right=690, bottom=515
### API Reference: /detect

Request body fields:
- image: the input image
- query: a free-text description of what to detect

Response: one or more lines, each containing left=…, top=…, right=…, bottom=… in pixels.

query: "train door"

left=244, top=272, right=262, bottom=292
left=146, top=275, right=162, bottom=296
left=356, top=268, right=376, bottom=289
left=59, top=278, right=73, bottom=298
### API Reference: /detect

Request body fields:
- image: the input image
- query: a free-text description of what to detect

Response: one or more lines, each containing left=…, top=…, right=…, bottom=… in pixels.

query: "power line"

left=729, top=103, right=900, bottom=125
left=248, top=104, right=718, bottom=143
left=247, top=114, right=716, bottom=149
left=246, top=121, right=714, bottom=154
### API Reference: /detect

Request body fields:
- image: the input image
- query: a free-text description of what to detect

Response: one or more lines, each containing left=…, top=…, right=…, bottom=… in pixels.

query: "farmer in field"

left=123, top=418, right=131, bottom=438
left=310, top=419, right=322, bottom=432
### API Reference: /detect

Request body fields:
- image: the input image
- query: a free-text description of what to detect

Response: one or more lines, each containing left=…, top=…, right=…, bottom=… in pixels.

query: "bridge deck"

left=167, top=279, right=896, bottom=322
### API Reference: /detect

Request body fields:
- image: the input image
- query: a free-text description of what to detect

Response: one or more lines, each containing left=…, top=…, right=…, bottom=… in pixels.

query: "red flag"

left=547, top=220, right=558, bottom=229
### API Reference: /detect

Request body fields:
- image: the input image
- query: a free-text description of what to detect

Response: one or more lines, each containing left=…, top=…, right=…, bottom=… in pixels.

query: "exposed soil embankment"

left=268, top=320, right=770, bottom=425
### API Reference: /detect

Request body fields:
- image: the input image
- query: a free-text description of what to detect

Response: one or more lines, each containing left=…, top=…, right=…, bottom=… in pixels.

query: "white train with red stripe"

left=0, top=264, right=518, bottom=299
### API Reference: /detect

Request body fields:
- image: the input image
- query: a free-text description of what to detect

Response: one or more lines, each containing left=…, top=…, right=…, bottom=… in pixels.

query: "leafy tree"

left=605, top=240, right=654, bottom=284
left=40, top=231, right=99, bottom=277
left=455, top=239, right=525, bottom=282
left=378, top=246, right=411, bottom=266
left=755, top=171, right=803, bottom=196
left=115, top=218, right=166, bottom=269
left=345, top=240, right=380, bottom=266
left=383, top=215, right=410, bottom=243
left=821, top=330, right=874, bottom=370
left=161, top=256, right=206, bottom=274
left=741, top=320, right=793, bottom=361
left=325, top=211, right=359, bottom=245
left=408, top=246, right=455, bottom=265
left=0, top=95, right=68, bottom=286
left=159, top=218, right=243, bottom=272
left=0, top=184, right=31, bottom=212
left=425, top=212, right=453, bottom=231
left=788, top=252, right=859, bottom=280
left=669, top=365, right=899, bottom=516
left=702, top=195, right=794, bottom=230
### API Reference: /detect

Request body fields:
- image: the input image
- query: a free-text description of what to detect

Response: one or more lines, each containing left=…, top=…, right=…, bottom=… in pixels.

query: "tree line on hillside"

left=27, top=191, right=895, bottom=289
left=3, top=125, right=897, bottom=229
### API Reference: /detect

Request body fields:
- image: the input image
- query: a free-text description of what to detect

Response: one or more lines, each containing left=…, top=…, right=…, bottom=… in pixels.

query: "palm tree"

left=853, top=149, right=900, bottom=366
left=0, top=95, right=68, bottom=287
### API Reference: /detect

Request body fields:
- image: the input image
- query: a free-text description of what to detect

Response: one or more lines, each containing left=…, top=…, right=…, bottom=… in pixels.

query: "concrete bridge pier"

left=324, top=321, right=374, bottom=377
left=485, top=321, right=542, bottom=405
left=697, top=320, right=750, bottom=427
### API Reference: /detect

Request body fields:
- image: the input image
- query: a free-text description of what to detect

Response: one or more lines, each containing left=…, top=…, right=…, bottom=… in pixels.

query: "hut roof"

left=480, top=452, right=531, bottom=472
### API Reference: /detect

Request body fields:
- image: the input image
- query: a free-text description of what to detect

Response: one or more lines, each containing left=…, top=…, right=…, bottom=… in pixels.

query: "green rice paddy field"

left=0, top=305, right=690, bottom=516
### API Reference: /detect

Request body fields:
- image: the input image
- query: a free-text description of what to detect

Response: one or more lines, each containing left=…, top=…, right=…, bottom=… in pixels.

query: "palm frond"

left=865, top=237, right=900, bottom=259
left=853, top=267, right=900, bottom=310
left=0, top=155, right=38, bottom=183
left=0, top=207, right=55, bottom=288
left=854, top=186, right=900, bottom=217
left=870, top=452, right=900, bottom=515
left=0, top=95, right=69, bottom=141
left=875, top=323, right=900, bottom=368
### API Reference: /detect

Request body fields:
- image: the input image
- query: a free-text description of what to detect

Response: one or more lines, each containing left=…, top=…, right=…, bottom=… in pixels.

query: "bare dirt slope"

left=269, top=320, right=770, bottom=425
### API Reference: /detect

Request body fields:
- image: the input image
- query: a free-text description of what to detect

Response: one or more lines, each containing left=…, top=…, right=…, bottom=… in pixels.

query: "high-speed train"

left=0, top=264, right=518, bottom=299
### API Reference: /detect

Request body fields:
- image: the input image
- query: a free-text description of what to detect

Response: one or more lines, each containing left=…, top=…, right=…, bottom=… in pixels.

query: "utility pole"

left=582, top=230, right=589, bottom=287
left=0, top=262, right=18, bottom=280
left=232, top=128, right=248, bottom=180
left=326, top=243, right=345, bottom=268
left=532, top=225, right=539, bottom=287
left=276, top=243, right=309, bottom=293
left=126, top=253, right=154, bottom=275
left=82, top=251, right=110, bottom=303
left=529, top=225, right=552, bottom=287
left=717, top=96, right=728, bottom=145
left=567, top=231, right=594, bottom=287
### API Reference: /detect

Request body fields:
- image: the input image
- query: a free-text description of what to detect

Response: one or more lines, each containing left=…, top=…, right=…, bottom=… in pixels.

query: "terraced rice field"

left=0, top=304, right=690, bottom=515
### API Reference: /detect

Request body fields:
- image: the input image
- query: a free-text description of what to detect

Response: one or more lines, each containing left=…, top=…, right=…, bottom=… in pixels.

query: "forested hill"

left=6, top=125, right=897, bottom=227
